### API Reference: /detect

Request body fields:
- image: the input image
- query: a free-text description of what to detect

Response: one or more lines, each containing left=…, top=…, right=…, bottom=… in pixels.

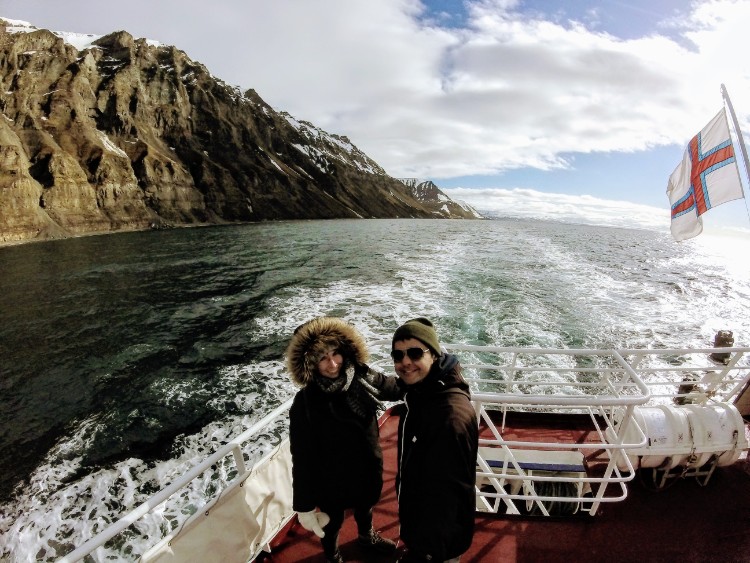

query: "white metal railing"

left=58, top=345, right=750, bottom=561
left=472, top=391, right=645, bottom=517
left=369, top=343, right=750, bottom=407
left=614, top=347, right=750, bottom=405
left=452, top=345, right=748, bottom=517
left=58, top=399, right=294, bottom=563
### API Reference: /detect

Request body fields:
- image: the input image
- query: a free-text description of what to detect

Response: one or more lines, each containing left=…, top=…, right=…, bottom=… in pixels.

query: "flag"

left=666, top=108, right=744, bottom=241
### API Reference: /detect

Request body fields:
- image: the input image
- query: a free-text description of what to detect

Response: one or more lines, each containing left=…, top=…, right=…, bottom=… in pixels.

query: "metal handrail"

left=58, top=399, right=294, bottom=563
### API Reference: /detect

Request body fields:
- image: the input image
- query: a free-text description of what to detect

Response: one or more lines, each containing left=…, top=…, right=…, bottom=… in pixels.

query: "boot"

left=325, top=549, right=344, bottom=563
left=357, top=528, right=397, bottom=554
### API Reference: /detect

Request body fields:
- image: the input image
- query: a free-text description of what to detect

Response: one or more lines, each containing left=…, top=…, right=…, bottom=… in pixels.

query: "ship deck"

left=259, top=405, right=750, bottom=563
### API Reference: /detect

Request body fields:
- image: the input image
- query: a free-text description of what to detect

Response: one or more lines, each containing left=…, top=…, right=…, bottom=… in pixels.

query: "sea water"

left=1, top=218, right=749, bottom=561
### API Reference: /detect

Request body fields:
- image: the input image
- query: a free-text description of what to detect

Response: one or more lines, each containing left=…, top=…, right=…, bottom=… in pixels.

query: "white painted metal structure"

left=58, top=345, right=750, bottom=562
left=435, top=345, right=749, bottom=517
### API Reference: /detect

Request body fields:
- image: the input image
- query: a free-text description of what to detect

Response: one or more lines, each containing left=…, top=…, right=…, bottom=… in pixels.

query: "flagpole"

left=721, top=84, right=750, bottom=198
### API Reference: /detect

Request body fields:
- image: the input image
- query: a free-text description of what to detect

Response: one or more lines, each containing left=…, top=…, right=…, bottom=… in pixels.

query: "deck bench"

left=476, top=446, right=588, bottom=514
left=478, top=446, right=586, bottom=473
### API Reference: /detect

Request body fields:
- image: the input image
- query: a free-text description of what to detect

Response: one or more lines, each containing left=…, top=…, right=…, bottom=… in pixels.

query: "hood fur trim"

left=285, top=317, right=369, bottom=386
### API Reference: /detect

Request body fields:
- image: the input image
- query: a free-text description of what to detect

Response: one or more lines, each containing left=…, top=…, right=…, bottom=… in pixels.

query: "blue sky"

left=3, top=0, right=750, bottom=236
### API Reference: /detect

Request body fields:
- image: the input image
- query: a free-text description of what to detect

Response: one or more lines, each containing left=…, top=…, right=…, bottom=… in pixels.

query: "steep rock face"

left=0, top=20, right=476, bottom=244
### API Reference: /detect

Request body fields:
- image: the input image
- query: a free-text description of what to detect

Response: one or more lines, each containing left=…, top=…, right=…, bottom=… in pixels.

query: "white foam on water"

left=0, top=361, right=293, bottom=562
left=252, top=275, right=450, bottom=347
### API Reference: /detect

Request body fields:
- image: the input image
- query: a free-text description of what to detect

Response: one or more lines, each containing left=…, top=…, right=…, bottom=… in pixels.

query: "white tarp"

left=142, top=440, right=294, bottom=563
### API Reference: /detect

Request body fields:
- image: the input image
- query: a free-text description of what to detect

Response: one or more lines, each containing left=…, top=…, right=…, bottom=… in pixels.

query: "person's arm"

left=289, top=393, right=318, bottom=512
left=361, top=365, right=405, bottom=401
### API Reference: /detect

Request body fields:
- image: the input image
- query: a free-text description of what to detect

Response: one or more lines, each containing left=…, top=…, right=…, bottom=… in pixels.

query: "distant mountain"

left=398, top=178, right=482, bottom=218
left=0, top=18, right=478, bottom=245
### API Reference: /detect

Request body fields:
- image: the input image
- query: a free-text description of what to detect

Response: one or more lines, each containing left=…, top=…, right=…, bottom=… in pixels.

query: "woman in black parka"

left=286, top=317, right=403, bottom=563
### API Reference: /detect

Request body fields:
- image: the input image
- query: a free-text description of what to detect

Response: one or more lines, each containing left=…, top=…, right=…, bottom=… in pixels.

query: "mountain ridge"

left=0, top=18, right=480, bottom=245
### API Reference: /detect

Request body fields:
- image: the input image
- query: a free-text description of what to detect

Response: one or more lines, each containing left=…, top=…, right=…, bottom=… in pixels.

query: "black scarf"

left=313, top=364, right=383, bottom=420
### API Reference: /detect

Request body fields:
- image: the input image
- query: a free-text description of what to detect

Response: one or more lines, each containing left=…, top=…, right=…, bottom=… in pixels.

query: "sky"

left=3, top=0, right=750, bottom=238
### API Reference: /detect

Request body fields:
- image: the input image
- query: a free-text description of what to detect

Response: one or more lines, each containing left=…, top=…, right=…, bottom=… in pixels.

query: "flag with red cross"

left=667, top=108, right=744, bottom=241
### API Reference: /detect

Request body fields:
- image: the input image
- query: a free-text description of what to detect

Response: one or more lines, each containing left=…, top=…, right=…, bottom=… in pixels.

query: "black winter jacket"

left=397, top=354, right=478, bottom=561
left=289, top=364, right=402, bottom=512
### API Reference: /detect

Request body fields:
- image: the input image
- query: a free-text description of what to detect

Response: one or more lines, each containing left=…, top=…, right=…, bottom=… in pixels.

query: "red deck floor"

left=259, top=407, right=750, bottom=563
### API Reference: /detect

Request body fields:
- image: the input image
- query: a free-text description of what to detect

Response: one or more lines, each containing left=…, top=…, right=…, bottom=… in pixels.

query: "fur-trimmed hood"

left=285, top=317, right=369, bottom=386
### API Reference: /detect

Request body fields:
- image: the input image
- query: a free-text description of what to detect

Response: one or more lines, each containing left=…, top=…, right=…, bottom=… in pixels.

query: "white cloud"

left=443, top=186, right=669, bottom=230
left=444, top=186, right=750, bottom=245
left=185, top=0, right=750, bottom=180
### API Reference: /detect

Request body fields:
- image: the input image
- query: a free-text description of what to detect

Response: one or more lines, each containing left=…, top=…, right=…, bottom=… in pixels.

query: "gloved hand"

left=297, top=510, right=330, bottom=538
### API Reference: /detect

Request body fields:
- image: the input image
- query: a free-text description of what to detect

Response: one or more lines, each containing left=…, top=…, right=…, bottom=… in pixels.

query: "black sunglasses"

left=390, top=347, right=431, bottom=362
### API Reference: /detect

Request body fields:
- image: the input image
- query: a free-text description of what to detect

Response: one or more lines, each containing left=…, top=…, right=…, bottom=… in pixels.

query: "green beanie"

left=392, top=317, right=441, bottom=355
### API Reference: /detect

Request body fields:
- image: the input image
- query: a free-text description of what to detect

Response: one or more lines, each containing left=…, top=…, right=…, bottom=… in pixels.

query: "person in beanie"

left=286, top=317, right=403, bottom=563
left=391, top=318, right=478, bottom=563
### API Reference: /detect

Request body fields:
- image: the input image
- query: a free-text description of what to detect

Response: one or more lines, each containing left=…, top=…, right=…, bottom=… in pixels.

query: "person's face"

left=317, top=349, right=344, bottom=379
left=392, top=338, right=434, bottom=385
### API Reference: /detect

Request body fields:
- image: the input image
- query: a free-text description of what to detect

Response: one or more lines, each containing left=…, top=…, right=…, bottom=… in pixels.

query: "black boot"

left=357, top=528, right=397, bottom=554
left=325, top=550, right=344, bottom=563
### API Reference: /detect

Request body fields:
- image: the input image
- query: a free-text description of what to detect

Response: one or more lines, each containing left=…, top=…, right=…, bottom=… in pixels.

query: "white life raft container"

left=610, top=402, right=748, bottom=471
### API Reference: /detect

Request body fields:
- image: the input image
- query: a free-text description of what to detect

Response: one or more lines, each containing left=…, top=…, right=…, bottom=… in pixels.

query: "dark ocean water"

left=1, top=218, right=749, bottom=561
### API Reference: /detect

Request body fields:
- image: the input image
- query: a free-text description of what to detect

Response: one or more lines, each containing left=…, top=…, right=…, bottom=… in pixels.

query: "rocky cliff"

left=0, top=19, right=479, bottom=244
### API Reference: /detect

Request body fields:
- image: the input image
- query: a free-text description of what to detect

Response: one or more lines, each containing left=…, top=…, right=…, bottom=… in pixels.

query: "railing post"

left=232, top=445, right=247, bottom=475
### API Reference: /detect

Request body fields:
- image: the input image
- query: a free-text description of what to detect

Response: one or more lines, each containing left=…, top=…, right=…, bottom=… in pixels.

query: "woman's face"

left=317, top=349, right=344, bottom=379
left=392, top=338, right=434, bottom=385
